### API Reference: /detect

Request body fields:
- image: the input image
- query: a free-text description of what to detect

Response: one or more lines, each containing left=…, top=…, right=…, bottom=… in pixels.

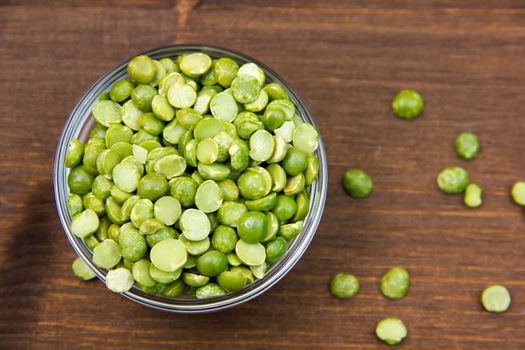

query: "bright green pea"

left=210, top=90, right=238, bottom=122
left=455, top=132, right=480, bottom=161
left=180, top=53, right=212, bottom=78
left=234, top=111, right=263, bottom=140
left=278, top=220, right=303, bottom=239
left=244, top=89, right=269, bottom=113
left=238, top=63, right=265, bottom=86
left=266, top=164, right=287, bottom=192
left=213, top=58, right=239, bottom=88
left=235, top=240, right=266, bottom=266
left=128, top=55, right=157, bottom=84
left=92, top=100, right=122, bottom=127
left=305, top=154, right=319, bottom=186
left=105, top=267, right=134, bottom=293
left=131, top=129, right=160, bottom=145
left=105, top=124, right=133, bottom=148
left=380, top=267, right=410, bottom=300
left=162, top=280, right=186, bottom=298
left=65, top=139, right=84, bottom=168
left=67, top=193, right=84, bottom=217
left=237, top=167, right=271, bottom=200
left=110, top=185, right=131, bottom=205
left=283, top=173, right=305, bottom=196
left=245, top=193, right=277, bottom=211
left=163, top=119, right=188, bottom=145
left=130, top=198, right=153, bottom=228
left=281, top=147, right=308, bottom=176
left=437, top=166, right=469, bottom=194
left=145, top=226, right=178, bottom=248
left=200, top=65, right=218, bottom=86
left=132, top=259, right=157, bottom=287
left=91, top=175, right=113, bottom=200
left=329, top=273, right=359, bottom=299
left=183, top=272, right=210, bottom=288
left=237, top=211, right=267, bottom=243
left=70, top=209, right=99, bottom=238
left=169, top=176, right=198, bottom=207
left=153, top=196, right=181, bottom=226
left=72, top=257, right=96, bottom=281
left=195, top=283, right=226, bottom=299
left=131, top=84, right=157, bottom=112
left=110, top=141, right=133, bottom=158
left=262, top=212, right=279, bottom=242
left=150, top=238, right=187, bottom=272
left=464, top=183, right=483, bottom=208
left=217, top=201, right=247, bottom=227
left=83, top=192, right=105, bottom=217
left=266, top=237, right=288, bottom=263
left=343, top=169, right=373, bottom=198
left=152, top=94, right=175, bottom=122
left=481, top=285, right=511, bottom=313
left=198, top=163, right=231, bottom=181
left=218, top=179, right=239, bottom=201
left=196, top=251, right=228, bottom=277
left=217, top=270, right=246, bottom=292
left=179, top=235, right=210, bottom=256
left=93, top=239, right=121, bottom=269
left=139, top=218, right=165, bottom=236
left=110, top=79, right=134, bottom=103
left=90, top=123, right=107, bottom=139
left=293, top=190, right=310, bottom=222
left=229, top=138, right=250, bottom=171
left=376, top=317, right=408, bottom=345
left=231, top=74, right=261, bottom=104
left=392, top=89, right=423, bottom=120
left=136, top=173, right=168, bottom=201
left=119, top=227, right=147, bottom=262
left=107, top=224, right=121, bottom=242
left=511, top=181, right=525, bottom=206
left=176, top=108, right=202, bottom=130
left=264, top=82, right=289, bottom=101
left=261, top=100, right=293, bottom=131
left=83, top=235, right=100, bottom=250
left=272, top=194, right=297, bottom=222
left=211, top=225, right=238, bottom=253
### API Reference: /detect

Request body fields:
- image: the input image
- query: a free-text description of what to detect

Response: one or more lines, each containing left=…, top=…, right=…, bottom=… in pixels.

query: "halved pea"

left=262, top=212, right=279, bottom=242
left=244, top=89, right=268, bottom=112
left=139, top=218, right=165, bottom=236
left=167, top=83, right=197, bottom=108
left=150, top=263, right=182, bottom=283
left=198, top=163, right=231, bottom=181
left=279, top=221, right=303, bottom=239
left=169, top=176, right=198, bottom=207
left=83, top=193, right=105, bottom=217
left=210, top=90, right=238, bottom=121
left=213, top=131, right=233, bottom=162
left=293, top=123, right=319, bottom=153
left=184, top=139, right=198, bottom=167
left=194, top=117, right=225, bottom=140
left=121, top=100, right=143, bottom=131
left=183, top=255, right=197, bottom=269
left=65, top=139, right=84, bottom=168
left=105, top=124, right=133, bottom=148
left=245, top=193, right=278, bottom=211
left=149, top=238, right=187, bottom=272
left=130, top=198, right=154, bottom=228
left=229, top=138, right=250, bottom=171
left=70, top=209, right=99, bottom=238
left=231, top=74, right=260, bottom=104
left=284, top=173, right=306, bottom=196
left=96, top=149, right=121, bottom=176
left=112, top=161, right=141, bottom=193
left=110, top=141, right=133, bottom=158
left=67, top=193, right=84, bottom=216
left=264, top=82, right=289, bottom=101
left=152, top=94, right=175, bottom=122
left=180, top=209, right=211, bottom=241
left=180, top=235, right=210, bottom=256
left=92, top=100, right=122, bottom=127
left=266, top=135, right=289, bottom=164
left=132, top=144, right=148, bottom=164
left=132, top=259, right=157, bottom=287
left=106, top=268, right=134, bottom=293
left=217, top=270, right=246, bottom=292
left=213, top=57, right=239, bottom=88
left=226, top=253, right=242, bottom=267
left=305, top=154, right=319, bottom=186
left=154, top=196, right=181, bottom=226
left=119, top=227, right=147, bottom=261
left=180, top=53, right=212, bottom=78
left=93, top=239, right=121, bottom=269
left=196, top=138, right=219, bottom=164
left=218, top=179, right=239, bottom=201
left=266, top=236, right=288, bottom=263
left=293, top=190, right=310, bottom=222
left=238, top=63, right=265, bottom=86
left=267, top=164, right=287, bottom=192
left=250, top=262, right=269, bottom=279
left=272, top=194, right=297, bottom=222
left=235, top=240, right=266, bottom=266
left=163, top=119, right=188, bottom=144
left=183, top=272, right=210, bottom=287
left=249, top=129, right=274, bottom=162
left=159, top=72, right=185, bottom=96
left=237, top=168, right=271, bottom=200
left=195, top=180, right=224, bottom=213
left=217, top=201, right=247, bottom=227
left=274, top=120, right=295, bottom=143
left=105, top=197, right=126, bottom=225
left=281, top=147, right=308, bottom=176
left=154, top=154, right=187, bottom=179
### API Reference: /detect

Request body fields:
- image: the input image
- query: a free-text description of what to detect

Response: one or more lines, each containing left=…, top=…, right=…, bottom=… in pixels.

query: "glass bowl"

left=54, top=44, right=328, bottom=313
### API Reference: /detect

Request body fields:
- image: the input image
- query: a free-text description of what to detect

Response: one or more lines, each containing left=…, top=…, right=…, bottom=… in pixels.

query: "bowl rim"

left=54, top=44, right=328, bottom=313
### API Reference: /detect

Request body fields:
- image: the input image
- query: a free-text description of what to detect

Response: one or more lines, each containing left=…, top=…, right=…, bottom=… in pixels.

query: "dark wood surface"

left=1, top=1, right=525, bottom=349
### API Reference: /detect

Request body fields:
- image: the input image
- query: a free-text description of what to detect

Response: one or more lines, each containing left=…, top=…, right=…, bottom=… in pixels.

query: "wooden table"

left=1, top=1, right=524, bottom=348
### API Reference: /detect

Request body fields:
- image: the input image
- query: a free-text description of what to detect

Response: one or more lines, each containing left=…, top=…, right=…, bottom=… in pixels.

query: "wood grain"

left=1, top=1, right=525, bottom=349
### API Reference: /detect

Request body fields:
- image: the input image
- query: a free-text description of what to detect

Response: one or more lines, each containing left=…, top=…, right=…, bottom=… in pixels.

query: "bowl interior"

left=54, top=45, right=328, bottom=313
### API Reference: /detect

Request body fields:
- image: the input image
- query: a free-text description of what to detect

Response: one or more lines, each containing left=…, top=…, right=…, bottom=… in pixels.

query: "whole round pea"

left=281, top=147, right=308, bottom=176
left=196, top=251, right=228, bottom=277
left=392, top=89, right=423, bottom=120
left=511, top=181, right=525, bottom=206
left=329, top=273, right=360, bottom=299
left=68, top=166, right=94, bottom=195
left=237, top=211, right=268, bottom=243
left=481, top=285, right=511, bottom=313
left=437, top=166, right=469, bottom=193
left=342, top=169, right=372, bottom=198
left=376, top=317, right=407, bottom=345
left=271, top=195, right=297, bottom=222
left=380, top=267, right=409, bottom=299
left=211, top=225, right=238, bottom=253
left=265, top=237, right=288, bottom=263
left=128, top=55, right=157, bottom=84
left=455, top=132, right=480, bottom=161
left=137, top=173, right=168, bottom=201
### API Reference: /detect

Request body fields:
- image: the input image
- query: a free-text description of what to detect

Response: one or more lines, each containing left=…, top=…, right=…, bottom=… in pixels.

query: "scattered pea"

left=481, top=285, right=511, bottom=313
left=380, top=267, right=409, bottom=300
left=72, top=257, right=96, bottom=281
left=342, top=169, right=372, bottom=198
left=376, top=317, right=407, bottom=345
left=511, top=181, right=525, bottom=206
left=437, top=166, right=469, bottom=193
left=455, top=132, right=480, bottom=160
left=392, top=89, right=423, bottom=120
left=329, top=273, right=359, bottom=299
left=464, top=183, right=483, bottom=208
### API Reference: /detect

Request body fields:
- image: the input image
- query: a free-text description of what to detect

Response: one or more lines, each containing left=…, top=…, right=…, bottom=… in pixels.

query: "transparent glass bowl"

left=54, top=45, right=328, bottom=313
